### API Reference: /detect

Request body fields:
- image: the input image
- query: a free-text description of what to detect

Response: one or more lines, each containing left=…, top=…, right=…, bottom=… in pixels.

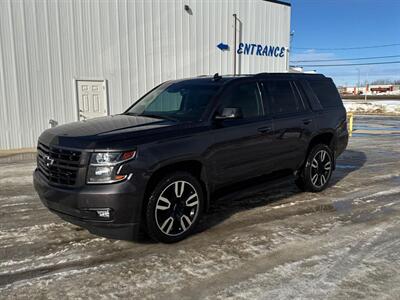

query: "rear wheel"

left=145, top=172, right=204, bottom=243
left=296, top=144, right=333, bottom=192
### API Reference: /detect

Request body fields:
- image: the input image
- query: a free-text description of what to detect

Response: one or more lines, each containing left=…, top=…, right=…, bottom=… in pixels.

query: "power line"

left=292, top=43, right=400, bottom=51
left=293, top=61, right=400, bottom=67
left=291, top=54, right=400, bottom=63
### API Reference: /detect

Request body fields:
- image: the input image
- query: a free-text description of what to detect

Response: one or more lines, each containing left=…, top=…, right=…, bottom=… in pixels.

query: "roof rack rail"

left=255, top=72, right=270, bottom=77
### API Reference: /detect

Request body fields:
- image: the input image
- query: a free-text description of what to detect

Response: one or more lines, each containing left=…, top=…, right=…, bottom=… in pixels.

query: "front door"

left=77, top=80, right=108, bottom=120
left=209, top=81, right=275, bottom=187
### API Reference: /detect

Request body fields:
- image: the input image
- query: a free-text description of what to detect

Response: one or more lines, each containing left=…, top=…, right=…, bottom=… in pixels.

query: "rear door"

left=262, top=79, right=315, bottom=171
left=209, top=80, right=275, bottom=186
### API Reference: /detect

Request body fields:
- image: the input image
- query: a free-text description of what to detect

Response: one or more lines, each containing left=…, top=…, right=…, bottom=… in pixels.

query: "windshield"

left=125, top=81, right=221, bottom=121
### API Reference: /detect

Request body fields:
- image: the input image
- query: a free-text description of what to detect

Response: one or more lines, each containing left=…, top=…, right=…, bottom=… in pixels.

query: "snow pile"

left=343, top=100, right=400, bottom=115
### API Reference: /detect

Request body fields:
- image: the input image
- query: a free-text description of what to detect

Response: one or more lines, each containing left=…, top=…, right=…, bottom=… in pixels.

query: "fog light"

left=96, top=209, right=110, bottom=218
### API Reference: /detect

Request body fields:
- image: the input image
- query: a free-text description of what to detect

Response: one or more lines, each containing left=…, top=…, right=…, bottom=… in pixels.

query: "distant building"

left=342, top=85, right=400, bottom=95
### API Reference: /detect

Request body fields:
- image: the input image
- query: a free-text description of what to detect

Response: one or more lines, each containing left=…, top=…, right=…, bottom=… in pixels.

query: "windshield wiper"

left=138, top=113, right=178, bottom=121
left=124, top=112, right=178, bottom=121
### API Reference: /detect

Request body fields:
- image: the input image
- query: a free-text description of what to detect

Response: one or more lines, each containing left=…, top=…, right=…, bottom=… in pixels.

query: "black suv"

left=34, top=73, right=348, bottom=243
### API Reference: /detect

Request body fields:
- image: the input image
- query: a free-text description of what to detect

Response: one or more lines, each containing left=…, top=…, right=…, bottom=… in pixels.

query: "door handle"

left=302, top=119, right=312, bottom=125
left=258, top=126, right=272, bottom=134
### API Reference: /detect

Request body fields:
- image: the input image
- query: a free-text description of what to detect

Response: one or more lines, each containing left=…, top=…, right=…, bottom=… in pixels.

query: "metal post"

left=233, top=14, right=237, bottom=76
left=287, top=31, right=294, bottom=72
left=347, top=112, right=354, bottom=137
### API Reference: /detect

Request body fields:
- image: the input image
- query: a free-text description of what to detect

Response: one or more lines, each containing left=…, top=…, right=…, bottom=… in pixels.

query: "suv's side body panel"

left=270, top=113, right=315, bottom=171
left=209, top=117, right=275, bottom=186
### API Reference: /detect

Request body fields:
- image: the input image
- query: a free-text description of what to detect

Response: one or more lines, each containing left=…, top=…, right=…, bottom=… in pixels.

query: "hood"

left=39, top=114, right=180, bottom=149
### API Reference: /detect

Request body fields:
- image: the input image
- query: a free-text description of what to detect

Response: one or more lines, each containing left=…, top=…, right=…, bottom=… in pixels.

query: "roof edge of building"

left=262, top=0, right=291, bottom=7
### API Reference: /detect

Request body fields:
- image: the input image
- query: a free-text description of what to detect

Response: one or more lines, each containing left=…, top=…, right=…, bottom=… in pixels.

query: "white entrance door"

left=77, top=80, right=108, bottom=120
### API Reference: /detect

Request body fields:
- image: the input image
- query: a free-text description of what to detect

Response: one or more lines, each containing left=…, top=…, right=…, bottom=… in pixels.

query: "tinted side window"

left=220, top=82, right=263, bottom=118
left=308, top=80, right=341, bottom=108
left=292, top=81, right=311, bottom=110
left=264, top=80, right=305, bottom=115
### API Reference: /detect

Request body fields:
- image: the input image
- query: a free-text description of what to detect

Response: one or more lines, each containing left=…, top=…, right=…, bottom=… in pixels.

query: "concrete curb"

left=0, top=148, right=36, bottom=158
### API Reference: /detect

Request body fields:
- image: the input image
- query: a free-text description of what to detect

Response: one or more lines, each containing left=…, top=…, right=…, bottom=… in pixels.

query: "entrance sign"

left=237, top=42, right=286, bottom=57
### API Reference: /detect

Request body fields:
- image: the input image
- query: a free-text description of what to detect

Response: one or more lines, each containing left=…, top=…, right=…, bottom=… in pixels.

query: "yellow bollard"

left=347, top=112, right=353, bottom=137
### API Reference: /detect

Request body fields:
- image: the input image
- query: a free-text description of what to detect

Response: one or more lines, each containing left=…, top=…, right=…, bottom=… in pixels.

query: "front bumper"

left=33, top=169, right=145, bottom=240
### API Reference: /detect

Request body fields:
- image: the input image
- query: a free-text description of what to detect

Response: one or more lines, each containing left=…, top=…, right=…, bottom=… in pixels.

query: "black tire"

left=145, top=172, right=204, bottom=243
left=296, top=144, right=334, bottom=192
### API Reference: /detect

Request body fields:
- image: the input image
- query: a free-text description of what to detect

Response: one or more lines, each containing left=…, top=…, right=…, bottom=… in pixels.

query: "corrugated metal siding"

left=0, top=0, right=290, bottom=150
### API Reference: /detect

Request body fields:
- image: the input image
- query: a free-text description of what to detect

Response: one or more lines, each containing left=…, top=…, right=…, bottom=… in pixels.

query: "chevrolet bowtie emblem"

left=44, top=155, right=54, bottom=167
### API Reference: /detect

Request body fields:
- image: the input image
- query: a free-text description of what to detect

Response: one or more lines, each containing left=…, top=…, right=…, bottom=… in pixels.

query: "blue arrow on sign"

left=217, top=42, right=229, bottom=51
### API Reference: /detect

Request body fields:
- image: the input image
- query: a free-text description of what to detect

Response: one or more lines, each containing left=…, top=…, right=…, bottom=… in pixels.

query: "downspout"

left=233, top=14, right=237, bottom=76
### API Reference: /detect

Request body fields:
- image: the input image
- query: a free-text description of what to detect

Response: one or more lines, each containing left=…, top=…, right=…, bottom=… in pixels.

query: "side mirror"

left=215, top=108, right=243, bottom=120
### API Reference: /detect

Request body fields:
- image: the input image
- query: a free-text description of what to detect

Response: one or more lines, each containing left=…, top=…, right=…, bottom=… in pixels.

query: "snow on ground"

left=343, top=99, right=400, bottom=115
left=1, top=116, right=400, bottom=299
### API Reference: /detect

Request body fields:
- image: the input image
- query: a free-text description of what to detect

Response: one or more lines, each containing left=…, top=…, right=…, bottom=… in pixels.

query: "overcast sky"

left=289, top=0, right=400, bottom=86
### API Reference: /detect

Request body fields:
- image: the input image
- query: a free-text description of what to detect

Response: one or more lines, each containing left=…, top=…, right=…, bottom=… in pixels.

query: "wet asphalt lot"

left=1, top=115, right=400, bottom=299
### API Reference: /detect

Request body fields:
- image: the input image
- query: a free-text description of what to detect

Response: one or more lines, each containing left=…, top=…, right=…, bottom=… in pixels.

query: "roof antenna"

left=212, top=73, right=222, bottom=81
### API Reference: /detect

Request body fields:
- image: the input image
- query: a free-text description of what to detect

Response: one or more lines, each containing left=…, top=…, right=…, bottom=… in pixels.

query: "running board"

left=213, top=171, right=295, bottom=203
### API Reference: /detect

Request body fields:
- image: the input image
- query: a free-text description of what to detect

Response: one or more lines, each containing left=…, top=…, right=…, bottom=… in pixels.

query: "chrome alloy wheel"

left=155, top=180, right=200, bottom=236
left=310, top=149, right=332, bottom=188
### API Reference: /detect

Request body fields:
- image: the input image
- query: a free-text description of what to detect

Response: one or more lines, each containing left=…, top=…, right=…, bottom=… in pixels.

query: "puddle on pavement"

left=352, top=115, right=400, bottom=134
left=352, top=205, right=397, bottom=223
left=336, top=164, right=357, bottom=169
left=354, top=125, right=400, bottom=131
left=332, top=199, right=353, bottom=214
left=352, top=133, right=399, bottom=137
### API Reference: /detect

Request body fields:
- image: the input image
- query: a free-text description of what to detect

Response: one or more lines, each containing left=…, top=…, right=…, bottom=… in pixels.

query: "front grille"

left=37, top=143, right=82, bottom=185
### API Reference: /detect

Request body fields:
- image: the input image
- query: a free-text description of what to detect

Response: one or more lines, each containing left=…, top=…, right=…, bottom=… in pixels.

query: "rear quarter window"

left=308, top=79, right=342, bottom=108
left=263, top=80, right=306, bottom=115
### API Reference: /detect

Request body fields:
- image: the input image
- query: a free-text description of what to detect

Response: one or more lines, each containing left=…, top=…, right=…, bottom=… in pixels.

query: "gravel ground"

left=1, top=116, right=400, bottom=299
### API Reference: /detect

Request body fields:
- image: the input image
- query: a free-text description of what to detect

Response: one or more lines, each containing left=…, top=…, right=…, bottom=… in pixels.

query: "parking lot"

left=1, top=115, right=400, bottom=299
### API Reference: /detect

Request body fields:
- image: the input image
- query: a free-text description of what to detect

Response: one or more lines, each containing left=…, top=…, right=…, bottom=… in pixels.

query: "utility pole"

left=365, top=68, right=369, bottom=102
left=357, top=68, right=361, bottom=95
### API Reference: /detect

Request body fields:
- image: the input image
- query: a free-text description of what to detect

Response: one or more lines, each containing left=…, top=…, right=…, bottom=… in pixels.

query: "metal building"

left=0, top=0, right=291, bottom=150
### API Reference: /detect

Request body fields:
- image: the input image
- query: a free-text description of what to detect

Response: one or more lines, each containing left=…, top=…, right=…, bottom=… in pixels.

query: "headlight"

left=87, top=150, right=136, bottom=184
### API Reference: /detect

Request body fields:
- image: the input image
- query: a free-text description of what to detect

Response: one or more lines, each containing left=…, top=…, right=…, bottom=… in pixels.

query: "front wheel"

left=145, top=172, right=204, bottom=243
left=296, top=144, right=334, bottom=192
